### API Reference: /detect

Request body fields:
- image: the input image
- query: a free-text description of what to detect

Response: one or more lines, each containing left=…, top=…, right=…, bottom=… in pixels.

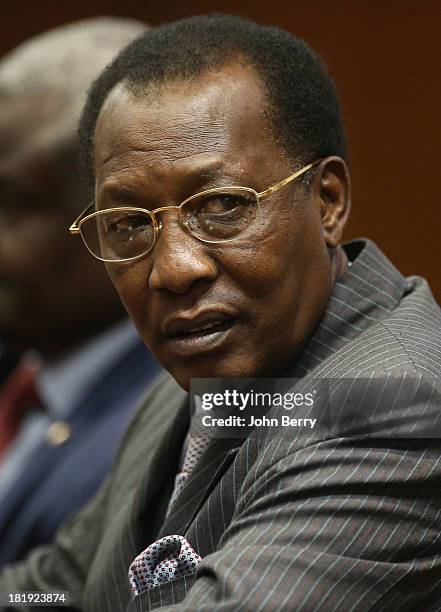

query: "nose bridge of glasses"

left=151, top=202, right=190, bottom=237
left=152, top=204, right=181, bottom=215
left=150, top=203, right=183, bottom=226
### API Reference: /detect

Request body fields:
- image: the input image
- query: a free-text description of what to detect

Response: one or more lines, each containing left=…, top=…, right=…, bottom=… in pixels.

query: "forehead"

left=94, top=63, right=287, bottom=183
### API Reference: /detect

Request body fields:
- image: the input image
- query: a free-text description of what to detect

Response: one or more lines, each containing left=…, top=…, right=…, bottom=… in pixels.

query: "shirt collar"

left=36, top=318, right=140, bottom=420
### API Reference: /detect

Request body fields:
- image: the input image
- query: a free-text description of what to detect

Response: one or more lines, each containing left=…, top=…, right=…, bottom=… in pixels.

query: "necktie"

left=166, top=432, right=210, bottom=515
left=0, top=358, right=42, bottom=457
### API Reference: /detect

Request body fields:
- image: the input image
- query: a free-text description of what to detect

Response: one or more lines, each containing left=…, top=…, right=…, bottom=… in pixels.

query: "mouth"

left=163, top=311, right=237, bottom=356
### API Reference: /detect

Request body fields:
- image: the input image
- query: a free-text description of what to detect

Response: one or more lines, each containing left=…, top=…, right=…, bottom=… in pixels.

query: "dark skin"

left=0, top=92, right=126, bottom=359
left=94, top=63, right=351, bottom=390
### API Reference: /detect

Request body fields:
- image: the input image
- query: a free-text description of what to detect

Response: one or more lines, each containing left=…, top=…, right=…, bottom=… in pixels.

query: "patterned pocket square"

left=128, top=534, right=202, bottom=596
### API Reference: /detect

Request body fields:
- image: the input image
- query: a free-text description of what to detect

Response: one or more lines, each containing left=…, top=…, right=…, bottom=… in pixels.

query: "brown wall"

left=2, top=0, right=440, bottom=302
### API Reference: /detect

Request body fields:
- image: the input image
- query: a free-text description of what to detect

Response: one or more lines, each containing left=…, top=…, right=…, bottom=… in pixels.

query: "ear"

left=316, top=156, right=351, bottom=248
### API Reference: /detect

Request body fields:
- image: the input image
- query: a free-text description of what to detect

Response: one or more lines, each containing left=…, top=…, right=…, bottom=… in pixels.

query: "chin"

left=171, top=362, right=261, bottom=394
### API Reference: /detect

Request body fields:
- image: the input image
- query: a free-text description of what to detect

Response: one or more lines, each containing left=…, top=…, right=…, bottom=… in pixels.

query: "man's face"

left=94, top=64, right=341, bottom=389
left=0, top=92, right=124, bottom=354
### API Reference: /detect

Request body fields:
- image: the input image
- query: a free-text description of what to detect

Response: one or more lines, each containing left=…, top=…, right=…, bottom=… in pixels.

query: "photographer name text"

left=200, top=414, right=317, bottom=428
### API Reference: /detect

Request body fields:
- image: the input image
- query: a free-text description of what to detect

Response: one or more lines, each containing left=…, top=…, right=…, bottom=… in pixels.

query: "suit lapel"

left=158, top=437, right=244, bottom=538
left=129, top=395, right=191, bottom=549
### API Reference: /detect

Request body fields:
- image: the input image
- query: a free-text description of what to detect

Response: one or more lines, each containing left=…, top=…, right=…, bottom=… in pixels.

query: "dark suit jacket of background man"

left=0, top=333, right=160, bottom=566
left=1, top=239, right=441, bottom=612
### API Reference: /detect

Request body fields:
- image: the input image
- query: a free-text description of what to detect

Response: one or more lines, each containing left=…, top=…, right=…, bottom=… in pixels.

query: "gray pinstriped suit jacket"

left=1, top=239, right=441, bottom=612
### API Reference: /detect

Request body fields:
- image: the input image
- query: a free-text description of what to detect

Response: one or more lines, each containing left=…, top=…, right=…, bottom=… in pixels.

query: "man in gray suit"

left=1, top=14, right=441, bottom=612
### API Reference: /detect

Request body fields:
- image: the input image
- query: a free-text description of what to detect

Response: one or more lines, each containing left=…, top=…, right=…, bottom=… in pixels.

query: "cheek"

left=106, top=260, right=151, bottom=328
left=222, top=206, right=323, bottom=297
left=223, top=205, right=330, bottom=337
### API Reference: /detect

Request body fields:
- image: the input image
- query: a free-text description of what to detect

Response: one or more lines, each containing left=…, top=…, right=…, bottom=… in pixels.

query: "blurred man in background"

left=0, top=17, right=160, bottom=566
left=0, top=342, right=19, bottom=386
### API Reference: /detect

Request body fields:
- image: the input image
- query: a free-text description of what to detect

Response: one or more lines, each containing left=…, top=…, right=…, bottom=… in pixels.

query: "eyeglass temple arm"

left=257, top=159, right=322, bottom=199
left=69, top=202, right=95, bottom=234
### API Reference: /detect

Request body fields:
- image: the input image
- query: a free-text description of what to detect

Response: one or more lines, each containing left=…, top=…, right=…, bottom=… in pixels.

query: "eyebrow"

left=197, top=166, right=223, bottom=182
left=102, top=187, right=137, bottom=206
left=98, top=160, right=227, bottom=204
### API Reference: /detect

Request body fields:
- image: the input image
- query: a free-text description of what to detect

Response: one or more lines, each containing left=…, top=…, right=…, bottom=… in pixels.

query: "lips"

left=161, top=309, right=237, bottom=358
left=164, top=310, right=235, bottom=338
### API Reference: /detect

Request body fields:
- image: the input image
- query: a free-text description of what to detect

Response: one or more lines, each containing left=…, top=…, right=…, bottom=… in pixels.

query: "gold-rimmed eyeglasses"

left=69, top=159, right=321, bottom=262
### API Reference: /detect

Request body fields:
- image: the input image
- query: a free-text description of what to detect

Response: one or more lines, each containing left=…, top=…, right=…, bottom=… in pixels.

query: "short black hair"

left=79, top=13, right=348, bottom=192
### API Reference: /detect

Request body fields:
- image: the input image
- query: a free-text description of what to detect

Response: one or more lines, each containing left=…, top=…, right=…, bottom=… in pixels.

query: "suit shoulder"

left=379, top=276, right=441, bottom=377
left=322, top=276, right=441, bottom=379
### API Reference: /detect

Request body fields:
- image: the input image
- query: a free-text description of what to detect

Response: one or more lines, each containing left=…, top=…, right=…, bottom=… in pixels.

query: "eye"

left=199, top=195, right=243, bottom=215
left=107, top=213, right=152, bottom=234
left=193, top=193, right=255, bottom=220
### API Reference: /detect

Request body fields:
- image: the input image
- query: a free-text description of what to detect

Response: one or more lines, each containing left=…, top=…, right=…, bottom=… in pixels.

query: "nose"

left=148, top=212, right=218, bottom=294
